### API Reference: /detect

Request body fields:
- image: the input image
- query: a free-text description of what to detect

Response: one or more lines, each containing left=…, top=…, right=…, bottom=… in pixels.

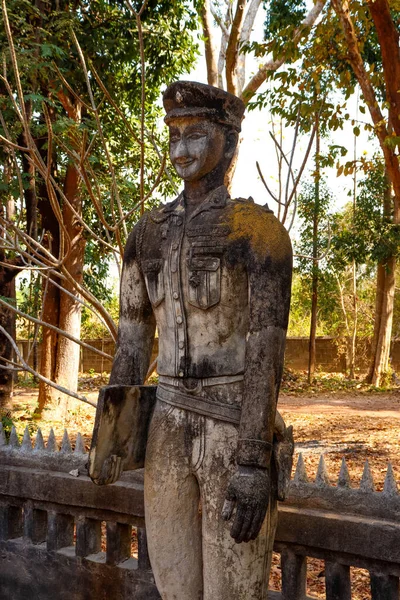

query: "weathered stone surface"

left=89, top=385, right=157, bottom=484
left=91, top=80, right=294, bottom=598
left=1, top=444, right=400, bottom=598
left=0, top=540, right=160, bottom=600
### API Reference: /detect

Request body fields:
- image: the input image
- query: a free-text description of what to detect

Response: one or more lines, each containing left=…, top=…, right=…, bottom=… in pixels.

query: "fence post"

left=75, top=517, right=101, bottom=557
left=106, top=522, right=131, bottom=565
left=370, top=573, right=399, bottom=600
left=281, top=548, right=307, bottom=600
left=23, top=501, right=47, bottom=544
left=47, top=511, right=74, bottom=551
left=325, top=561, right=351, bottom=600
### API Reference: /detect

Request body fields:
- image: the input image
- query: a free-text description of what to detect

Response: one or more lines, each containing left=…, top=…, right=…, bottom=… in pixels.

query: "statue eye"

left=187, top=132, right=206, bottom=141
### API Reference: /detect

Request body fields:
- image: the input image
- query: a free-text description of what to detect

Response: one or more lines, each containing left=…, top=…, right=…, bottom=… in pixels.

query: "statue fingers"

left=231, top=505, right=254, bottom=543
left=230, top=504, right=247, bottom=542
left=237, top=506, right=255, bottom=543
left=247, top=506, right=266, bottom=542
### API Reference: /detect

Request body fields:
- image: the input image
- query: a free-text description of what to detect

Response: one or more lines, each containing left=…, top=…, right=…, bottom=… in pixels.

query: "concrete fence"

left=16, top=336, right=400, bottom=375
left=1, top=425, right=400, bottom=599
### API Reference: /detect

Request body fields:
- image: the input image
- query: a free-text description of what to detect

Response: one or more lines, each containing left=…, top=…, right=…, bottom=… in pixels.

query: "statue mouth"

left=175, top=159, right=195, bottom=167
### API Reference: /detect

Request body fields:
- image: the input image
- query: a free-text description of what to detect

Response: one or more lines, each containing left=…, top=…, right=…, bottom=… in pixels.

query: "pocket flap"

left=189, top=256, right=220, bottom=271
left=142, top=259, right=163, bottom=273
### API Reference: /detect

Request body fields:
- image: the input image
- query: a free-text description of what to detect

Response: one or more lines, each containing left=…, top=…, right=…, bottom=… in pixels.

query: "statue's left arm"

left=223, top=212, right=292, bottom=543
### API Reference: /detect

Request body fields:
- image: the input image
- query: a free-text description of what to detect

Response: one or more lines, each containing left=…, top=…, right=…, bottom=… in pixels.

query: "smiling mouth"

left=176, top=159, right=195, bottom=167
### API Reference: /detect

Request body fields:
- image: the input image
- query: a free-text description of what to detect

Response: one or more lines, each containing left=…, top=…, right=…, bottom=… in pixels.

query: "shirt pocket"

left=187, top=256, right=221, bottom=309
left=142, top=259, right=165, bottom=307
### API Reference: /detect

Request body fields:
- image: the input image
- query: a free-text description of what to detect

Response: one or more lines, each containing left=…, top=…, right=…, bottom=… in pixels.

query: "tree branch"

left=200, top=0, right=219, bottom=86
left=0, top=296, right=113, bottom=361
left=226, top=0, right=246, bottom=95
left=0, top=326, right=97, bottom=408
left=331, top=0, right=400, bottom=223
left=241, top=0, right=327, bottom=104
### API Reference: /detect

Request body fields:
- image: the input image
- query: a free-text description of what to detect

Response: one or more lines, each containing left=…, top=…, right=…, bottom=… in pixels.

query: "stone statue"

left=89, top=81, right=294, bottom=600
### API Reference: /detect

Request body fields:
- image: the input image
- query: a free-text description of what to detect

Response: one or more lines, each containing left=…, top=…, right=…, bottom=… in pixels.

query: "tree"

left=247, top=0, right=400, bottom=384
left=0, top=0, right=198, bottom=413
left=295, top=175, right=332, bottom=382
left=329, top=0, right=400, bottom=385
left=193, top=0, right=326, bottom=183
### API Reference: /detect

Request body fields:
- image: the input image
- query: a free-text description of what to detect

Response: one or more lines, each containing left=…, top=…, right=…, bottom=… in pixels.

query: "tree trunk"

left=36, top=121, right=61, bottom=413
left=0, top=277, right=16, bottom=410
left=367, top=256, right=396, bottom=386
left=53, top=162, right=85, bottom=419
left=0, top=156, right=17, bottom=409
left=349, top=258, right=357, bottom=379
left=366, top=174, right=396, bottom=385
left=200, top=0, right=218, bottom=87
left=308, top=113, right=320, bottom=383
left=225, top=140, right=241, bottom=192
left=308, top=265, right=318, bottom=383
left=37, top=280, right=60, bottom=413
left=349, top=129, right=358, bottom=379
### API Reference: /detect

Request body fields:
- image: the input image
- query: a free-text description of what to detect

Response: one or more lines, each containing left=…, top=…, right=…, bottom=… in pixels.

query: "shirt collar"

left=152, top=185, right=230, bottom=223
left=187, top=185, right=230, bottom=221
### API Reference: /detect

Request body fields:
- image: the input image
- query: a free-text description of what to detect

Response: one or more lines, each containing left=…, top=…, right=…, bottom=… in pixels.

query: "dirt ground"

left=5, top=382, right=400, bottom=599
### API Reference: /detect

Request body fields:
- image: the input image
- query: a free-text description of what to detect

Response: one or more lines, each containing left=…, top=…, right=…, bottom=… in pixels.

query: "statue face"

left=168, top=117, right=227, bottom=182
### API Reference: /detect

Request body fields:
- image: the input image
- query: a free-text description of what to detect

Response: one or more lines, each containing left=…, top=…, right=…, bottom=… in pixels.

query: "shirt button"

left=178, top=371, right=184, bottom=377
left=176, top=316, right=183, bottom=324
left=172, top=243, right=178, bottom=250
left=178, top=341, right=184, bottom=349
left=173, top=292, right=179, bottom=300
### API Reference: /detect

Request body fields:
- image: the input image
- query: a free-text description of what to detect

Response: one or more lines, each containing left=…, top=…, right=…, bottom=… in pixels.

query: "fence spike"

left=9, top=426, right=20, bottom=449
left=34, top=428, right=45, bottom=452
left=293, top=453, right=308, bottom=484
left=383, top=462, right=398, bottom=496
left=338, top=457, right=351, bottom=488
left=0, top=422, right=6, bottom=447
left=74, top=432, right=86, bottom=454
left=360, top=459, right=375, bottom=492
left=61, top=429, right=72, bottom=453
left=315, top=454, right=330, bottom=486
left=21, top=426, right=32, bottom=452
left=47, top=428, right=58, bottom=452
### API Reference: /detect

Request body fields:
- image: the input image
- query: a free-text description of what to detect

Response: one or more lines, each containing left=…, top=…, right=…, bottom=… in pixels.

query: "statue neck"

left=183, top=170, right=225, bottom=206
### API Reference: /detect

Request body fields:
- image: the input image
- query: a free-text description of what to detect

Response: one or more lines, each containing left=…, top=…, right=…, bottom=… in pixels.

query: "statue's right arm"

left=109, top=221, right=156, bottom=386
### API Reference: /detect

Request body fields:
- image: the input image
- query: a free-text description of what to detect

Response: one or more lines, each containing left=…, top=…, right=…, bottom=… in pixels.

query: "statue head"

left=163, top=81, right=245, bottom=183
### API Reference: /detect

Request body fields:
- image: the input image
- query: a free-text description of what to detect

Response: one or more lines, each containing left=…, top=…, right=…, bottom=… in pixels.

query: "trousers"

left=144, top=398, right=278, bottom=600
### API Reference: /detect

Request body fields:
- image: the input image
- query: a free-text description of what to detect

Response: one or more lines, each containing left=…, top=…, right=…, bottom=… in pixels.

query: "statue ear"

left=225, top=130, right=238, bottom=160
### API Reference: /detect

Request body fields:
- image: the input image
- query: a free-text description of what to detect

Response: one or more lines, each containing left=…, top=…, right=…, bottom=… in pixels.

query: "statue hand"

left=222, top=466, right=270, bottom=543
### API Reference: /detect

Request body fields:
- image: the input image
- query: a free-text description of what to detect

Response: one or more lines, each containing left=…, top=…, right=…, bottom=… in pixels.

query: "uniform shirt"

left=110, top=185, right=292, bottom=469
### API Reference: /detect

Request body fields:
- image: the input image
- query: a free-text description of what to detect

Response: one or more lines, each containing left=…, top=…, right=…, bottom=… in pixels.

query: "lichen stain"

left=227, top=202, right=291, bottom=261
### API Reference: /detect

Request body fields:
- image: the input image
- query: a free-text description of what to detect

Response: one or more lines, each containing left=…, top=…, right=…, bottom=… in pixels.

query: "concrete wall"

left=17, top=337, right=400, bottom=374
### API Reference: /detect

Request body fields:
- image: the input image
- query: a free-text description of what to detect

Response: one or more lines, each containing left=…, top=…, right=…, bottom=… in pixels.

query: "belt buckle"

left=178, top=377, right=202, bottom=394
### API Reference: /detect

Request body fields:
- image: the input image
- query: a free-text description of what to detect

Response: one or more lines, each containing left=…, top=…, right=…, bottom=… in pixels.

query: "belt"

left=156, top=381, right=242, bottom=425
left=158, top=374, right=244, bottom=389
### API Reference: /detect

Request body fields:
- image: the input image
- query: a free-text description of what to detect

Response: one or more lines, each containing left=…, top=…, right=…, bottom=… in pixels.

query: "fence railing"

left=1, top=424, right=399, bottom=599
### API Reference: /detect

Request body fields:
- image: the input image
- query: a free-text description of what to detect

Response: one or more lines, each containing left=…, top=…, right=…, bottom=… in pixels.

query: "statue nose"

left=173, top=138, right=189, bottom=159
